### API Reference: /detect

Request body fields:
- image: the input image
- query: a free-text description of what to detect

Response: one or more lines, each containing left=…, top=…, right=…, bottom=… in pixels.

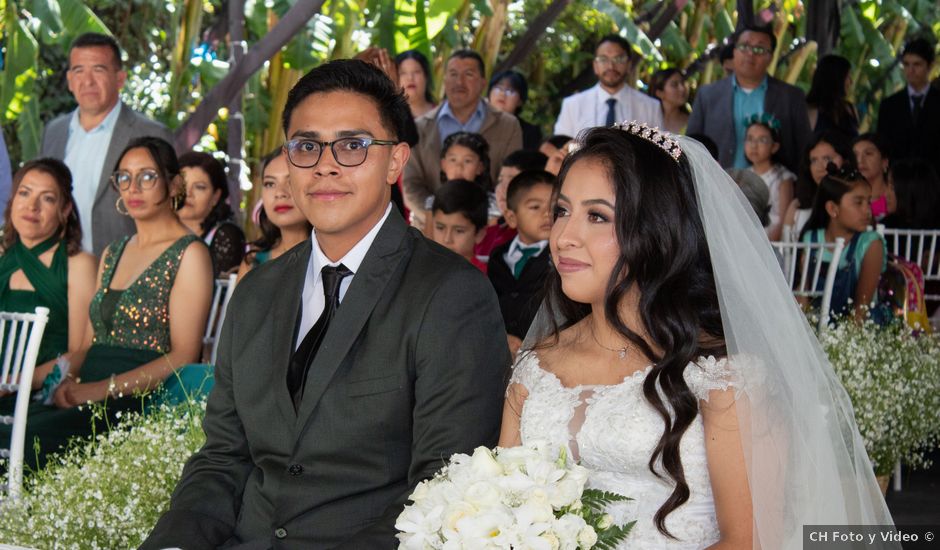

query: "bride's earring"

left=116, top=196, right=130, bottom=216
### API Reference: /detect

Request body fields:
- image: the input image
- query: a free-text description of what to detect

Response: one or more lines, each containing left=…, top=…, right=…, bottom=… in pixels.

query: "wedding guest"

left=478, top=150, right=547, bottom=263
left=555, top=35, right=662, bottom=137
left=726, top=168, right=771, bottom=227
left=806, top=54, right=859, bottom=139
left=649, top=68, right=689, bottom=134
left=396, top=49, right=437, bottom=119
left=178, top=151, right=245, bottom=276
left=882, top=158, right=940, bottom=229
left=499, top=125, right=892, bottom=547
left=488, top=170, right=554, bottom=354
left=852, top=133, right=890, bottom=222
left=719, top=42, right=735, bottom=76
left=687, top=24, right=811, bottom=172
left=403, top=49, right=522, bottom=228
left=430, top=180, right=489, bottom=273
left=800, top=164, right=885, bottom=322
left=0, top=159, right=96, bottom=397
left=7, top=137, right=213, bottom=468
left=877, top=38, right=940, bottom=176
left=744, top=114, right=794, bottom=240
left=784, top=130, right=853, bottom=237
left=488, top=70, right=542, bottom=150
left=40, top=33, right=172, bottom=255
left=237, top=149, right=311, bottom=280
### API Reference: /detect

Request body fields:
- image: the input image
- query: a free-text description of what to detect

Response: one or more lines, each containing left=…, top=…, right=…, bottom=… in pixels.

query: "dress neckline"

left=523, top=351, right=654, bottom=391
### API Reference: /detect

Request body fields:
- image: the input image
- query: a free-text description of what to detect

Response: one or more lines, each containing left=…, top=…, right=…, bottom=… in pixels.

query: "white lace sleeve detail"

left=685, top=355, right=743, bottom=401
left=507, top=351, right=541, bottom=395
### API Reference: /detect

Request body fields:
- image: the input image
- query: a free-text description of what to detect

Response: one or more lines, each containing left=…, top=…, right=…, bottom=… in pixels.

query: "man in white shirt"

left=40, top=33, right=171, bottom=255
left=553, top=34, right=663, bottom=137
left=143, top=59, right=510, bottom=550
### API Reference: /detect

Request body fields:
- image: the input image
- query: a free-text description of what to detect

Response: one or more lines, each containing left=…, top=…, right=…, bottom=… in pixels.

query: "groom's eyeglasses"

left=284, top=137, right=399, bottom=168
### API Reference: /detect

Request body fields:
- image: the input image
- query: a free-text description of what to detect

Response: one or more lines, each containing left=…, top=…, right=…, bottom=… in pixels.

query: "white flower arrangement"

left=817, top=315, right=940, bottom=476
left=0, top=399, right=206, bottom=549
left=396, top=442, right=634, bottom=549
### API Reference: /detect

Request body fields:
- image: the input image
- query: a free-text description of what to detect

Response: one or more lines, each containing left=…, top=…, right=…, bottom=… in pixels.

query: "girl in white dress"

left=499, top=124, right=895, bottom=549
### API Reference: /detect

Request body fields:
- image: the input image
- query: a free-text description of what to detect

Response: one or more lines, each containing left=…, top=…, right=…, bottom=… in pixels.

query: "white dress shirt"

left=64, top=102, right=122, bottom=252
left=553, top=83, right=663, bottom=138
left=296, top=204, right=392, bottom=347
left=502, top=236, right=548, bottom=276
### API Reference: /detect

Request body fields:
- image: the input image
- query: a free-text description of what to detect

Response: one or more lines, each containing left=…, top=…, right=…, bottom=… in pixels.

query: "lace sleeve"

left=507, top=351, right=541, bottom=395
left=685, top=355, right=743, bottom=401
left=209, top=223, right=246, bottom=277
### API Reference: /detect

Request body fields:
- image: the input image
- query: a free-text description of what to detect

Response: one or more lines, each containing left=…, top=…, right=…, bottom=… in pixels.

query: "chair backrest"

left=770, top=237, right=846, bottom=332
left=0, top=307, right=49, bottom=501
left=877, top=226, right=940, bottom=302
left=203, top=274, right=237, bottom=364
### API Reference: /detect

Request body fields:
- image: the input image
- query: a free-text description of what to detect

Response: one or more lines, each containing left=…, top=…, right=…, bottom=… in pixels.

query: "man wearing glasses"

left=688, top=24, right=810, bottom=173
left=143, top=59, right=510, bottom=549
left=40, top=33, right=172, bottom=256
left=553, top=34, right=663, bottom=138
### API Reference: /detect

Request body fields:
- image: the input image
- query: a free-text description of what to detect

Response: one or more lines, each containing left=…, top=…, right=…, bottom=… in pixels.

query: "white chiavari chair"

left=0, top=307, right=50, bottom=501
left=770, top=237, right=846, bottom=333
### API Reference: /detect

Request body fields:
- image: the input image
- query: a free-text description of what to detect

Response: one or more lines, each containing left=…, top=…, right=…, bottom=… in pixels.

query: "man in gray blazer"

left=687, top=25, right=810, bottom=174
left=403, top=49, right=522, bottom=228
left=142, top=60, right=510, bottom=549
left=40, top=33, right=171, bottom=256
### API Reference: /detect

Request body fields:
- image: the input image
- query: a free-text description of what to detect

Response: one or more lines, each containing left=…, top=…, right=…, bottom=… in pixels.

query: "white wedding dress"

left=512, top=351, right=741, bottom=549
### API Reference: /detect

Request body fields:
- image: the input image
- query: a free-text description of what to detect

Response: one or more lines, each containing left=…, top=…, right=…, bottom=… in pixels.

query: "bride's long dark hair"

left=542, top=127, right=726, bottom=537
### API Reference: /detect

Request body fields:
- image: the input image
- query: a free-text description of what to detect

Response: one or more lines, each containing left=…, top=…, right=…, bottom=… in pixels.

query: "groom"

left=142, top=60, right=511, bottom=549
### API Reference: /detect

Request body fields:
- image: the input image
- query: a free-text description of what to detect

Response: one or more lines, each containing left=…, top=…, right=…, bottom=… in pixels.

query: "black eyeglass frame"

left=283, top=137, right=399, bottom=169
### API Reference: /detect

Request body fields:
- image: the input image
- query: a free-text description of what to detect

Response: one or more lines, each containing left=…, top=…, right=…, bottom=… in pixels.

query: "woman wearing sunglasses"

left=14, top=136, right=214, bottom=469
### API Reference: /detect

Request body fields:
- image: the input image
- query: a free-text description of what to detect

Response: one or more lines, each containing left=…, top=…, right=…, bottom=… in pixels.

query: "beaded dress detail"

left=511, top=352, right=741, bottom=549
left=90, top=234, right=199, bottom=353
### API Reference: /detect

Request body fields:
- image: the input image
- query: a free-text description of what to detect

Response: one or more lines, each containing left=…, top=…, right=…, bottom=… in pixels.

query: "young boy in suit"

left=488, top=170, right=554, bottom=353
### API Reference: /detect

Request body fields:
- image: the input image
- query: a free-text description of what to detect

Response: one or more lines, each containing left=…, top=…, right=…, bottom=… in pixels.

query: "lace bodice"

left=511, top=352, right=739, bottom=549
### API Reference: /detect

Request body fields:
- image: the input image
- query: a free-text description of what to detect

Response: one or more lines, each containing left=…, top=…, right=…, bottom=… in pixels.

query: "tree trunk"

left=173, top=0, right=327, bottom=152
left=226, top=0, right=246, bottom=220
left=493, top=0, right=572, bottom=74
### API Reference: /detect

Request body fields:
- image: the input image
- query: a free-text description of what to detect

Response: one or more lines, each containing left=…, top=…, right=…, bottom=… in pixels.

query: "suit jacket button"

left=288, top=463, right=303, bottom=476
left=275, top=527, right=288, bottom=539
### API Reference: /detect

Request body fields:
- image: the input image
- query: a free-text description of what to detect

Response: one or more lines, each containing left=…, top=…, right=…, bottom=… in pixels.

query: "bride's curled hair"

left=543, top=127, right=726, bottom=537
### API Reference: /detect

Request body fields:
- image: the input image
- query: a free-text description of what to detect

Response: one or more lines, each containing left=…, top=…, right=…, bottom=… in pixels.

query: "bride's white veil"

left=522, top=127, right=895, bottom=549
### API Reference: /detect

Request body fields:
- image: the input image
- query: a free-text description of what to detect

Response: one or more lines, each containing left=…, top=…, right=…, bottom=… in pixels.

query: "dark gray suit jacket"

left=141, top=209, right=511, bottom=549
left=687, top=75, right=810, bottom=174
left=40, top=102, right=173, bottom=256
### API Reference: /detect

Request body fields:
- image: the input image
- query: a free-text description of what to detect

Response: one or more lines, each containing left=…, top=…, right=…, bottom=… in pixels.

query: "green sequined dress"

left=0, top=234, right=199, bottom=470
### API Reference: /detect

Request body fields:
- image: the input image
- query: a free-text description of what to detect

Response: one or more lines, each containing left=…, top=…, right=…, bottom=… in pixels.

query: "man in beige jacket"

left=403, top=49, right=522, bottom=228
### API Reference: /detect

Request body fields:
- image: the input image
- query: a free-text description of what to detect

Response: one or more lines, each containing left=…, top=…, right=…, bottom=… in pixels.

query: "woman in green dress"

left=0, top=158, right=97, bottom=396
left=11, top=137, right=213, bottom=468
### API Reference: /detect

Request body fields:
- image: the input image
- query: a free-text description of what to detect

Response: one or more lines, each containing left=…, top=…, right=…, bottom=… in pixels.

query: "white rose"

left=549, top=479, right=582, bottom=508
left=541, top=531, right=561, bottom=550
left=464, top=480, right=503, bottom=508
left=470, top=447, right=504, bottom=478
left=443, top=501, right=478, bottom=535
left=578, top=526, right=598, bottom=548
left=597, top=514, right=613, bottom=530
left=552, top=514, right=587, bottom=547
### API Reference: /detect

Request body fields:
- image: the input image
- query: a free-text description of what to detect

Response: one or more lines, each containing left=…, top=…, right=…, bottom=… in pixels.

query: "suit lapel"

left=94, top=104, right=134, bottom=205
left=294, top=209, right=411, bottom=430
left=272, top=243, right=311, bottom=421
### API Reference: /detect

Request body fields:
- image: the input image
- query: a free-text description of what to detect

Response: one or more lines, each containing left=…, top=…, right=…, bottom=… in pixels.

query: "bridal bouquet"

left=396, top=442, right=633, bottom=549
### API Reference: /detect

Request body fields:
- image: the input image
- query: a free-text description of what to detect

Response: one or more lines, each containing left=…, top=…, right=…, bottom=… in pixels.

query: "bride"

left=498, top=123, right=895, bottom=549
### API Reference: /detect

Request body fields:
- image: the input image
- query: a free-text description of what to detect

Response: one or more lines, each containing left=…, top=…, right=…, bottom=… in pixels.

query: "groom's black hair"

left=282, top=59, right=411, bottom=143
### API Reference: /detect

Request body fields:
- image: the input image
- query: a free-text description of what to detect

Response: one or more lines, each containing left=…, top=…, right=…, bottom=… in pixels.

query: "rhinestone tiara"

left=611, top=120, right=683, bottom=162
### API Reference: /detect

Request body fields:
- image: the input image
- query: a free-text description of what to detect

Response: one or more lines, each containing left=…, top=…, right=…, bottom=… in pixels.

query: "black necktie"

left=605, top=98, right=617, bottom=126
left=911, top=93, right=925, bottom=124
left=287, top=264, right=352, bottom=409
